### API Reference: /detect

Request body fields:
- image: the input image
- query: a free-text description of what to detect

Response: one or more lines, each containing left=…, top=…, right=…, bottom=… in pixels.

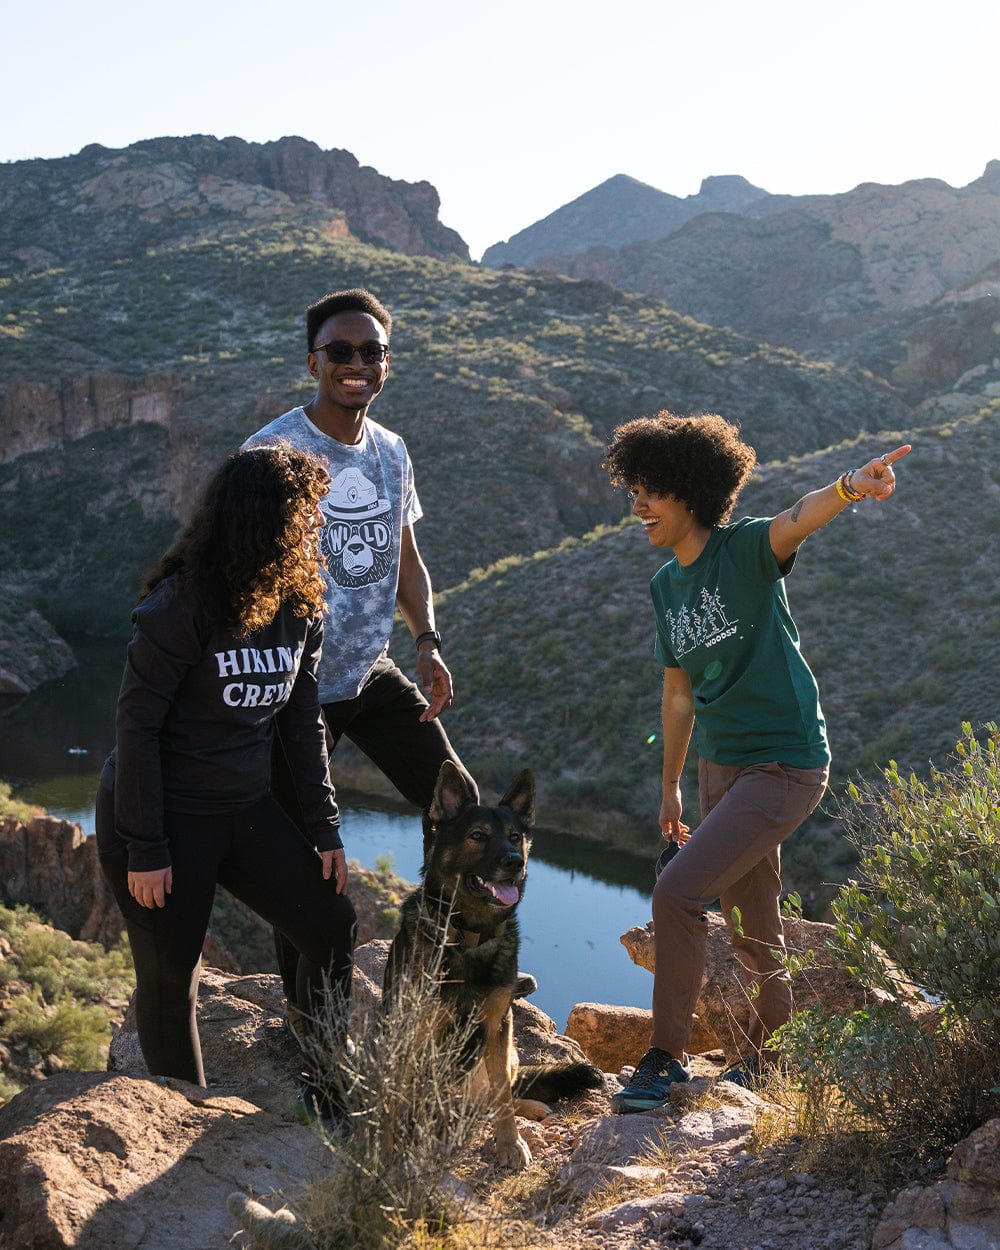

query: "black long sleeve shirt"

left=100, top=576, right=341, bottom=872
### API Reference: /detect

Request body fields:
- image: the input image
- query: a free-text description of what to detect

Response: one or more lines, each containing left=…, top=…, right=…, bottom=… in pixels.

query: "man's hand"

left=416, top=646, right=454, bottom=721
left=128, top=867, right=172, bottom=909
left=320, top=848, right=349, bottom=894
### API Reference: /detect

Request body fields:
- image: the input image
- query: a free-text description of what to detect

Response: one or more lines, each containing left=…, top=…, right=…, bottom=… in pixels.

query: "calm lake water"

left=0, top=647, right=656, bottom=1032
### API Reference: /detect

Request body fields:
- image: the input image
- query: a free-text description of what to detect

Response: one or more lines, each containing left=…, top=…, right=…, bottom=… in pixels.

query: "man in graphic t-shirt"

left=244, top=287, right=478, bottom=1013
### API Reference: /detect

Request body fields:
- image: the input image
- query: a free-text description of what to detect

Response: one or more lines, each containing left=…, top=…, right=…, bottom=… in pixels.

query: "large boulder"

left=620, top=911, right=929, bottom=1062
left=565, top=1002, right=718, bottom=1073
left=107, top=967, right=304, bottom=1110
left=0, top=1071, right=326, bottom=1250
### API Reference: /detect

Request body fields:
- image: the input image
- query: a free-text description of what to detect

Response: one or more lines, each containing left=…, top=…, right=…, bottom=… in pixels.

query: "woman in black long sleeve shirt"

left=96, top=445, right=356, bottom=1090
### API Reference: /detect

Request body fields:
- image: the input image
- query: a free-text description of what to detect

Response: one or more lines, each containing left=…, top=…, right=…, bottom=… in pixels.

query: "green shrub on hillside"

left=0, top=781, right=42, bottom=822
left=774, top=723, right=1000, bottom=1165
left=0, top=904, right=135, bottom=1101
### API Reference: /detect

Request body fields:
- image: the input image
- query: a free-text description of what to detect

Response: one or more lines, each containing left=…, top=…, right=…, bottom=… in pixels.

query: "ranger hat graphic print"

left=320, top=466, right=393, bottom=588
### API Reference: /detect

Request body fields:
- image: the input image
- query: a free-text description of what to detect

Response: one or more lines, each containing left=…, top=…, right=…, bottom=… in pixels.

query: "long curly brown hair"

left=140, top=444, right=330, bottom=636
left=605, top=411, right=757, bottom=528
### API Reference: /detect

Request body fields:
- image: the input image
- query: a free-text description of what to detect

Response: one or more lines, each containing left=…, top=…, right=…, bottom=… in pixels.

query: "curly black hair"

left=605, top=412, right=757, bottom=528
left=306, top=287, right=392, bottom=351
left=140, top=445, right=330, bottom=636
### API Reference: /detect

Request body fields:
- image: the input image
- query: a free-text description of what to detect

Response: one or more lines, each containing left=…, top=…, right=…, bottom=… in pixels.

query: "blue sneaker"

left=611, top=1047, right=691, bottom=1113
left=719, top=1053, right=779, bottom=1089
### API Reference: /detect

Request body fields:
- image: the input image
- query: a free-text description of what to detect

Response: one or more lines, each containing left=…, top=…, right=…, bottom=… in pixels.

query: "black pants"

left=272, top=656, right=477, bottom=1005
left=97, top=786, right=357, bottom=1085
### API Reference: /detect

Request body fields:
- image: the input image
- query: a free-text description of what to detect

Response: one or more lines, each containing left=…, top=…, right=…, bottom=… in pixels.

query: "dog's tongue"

left=487, top=881, right=520, bottom=907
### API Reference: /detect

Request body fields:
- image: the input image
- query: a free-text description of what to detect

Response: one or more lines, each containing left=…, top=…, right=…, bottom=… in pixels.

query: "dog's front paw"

left=495, top=1133, right=532, bottom=1171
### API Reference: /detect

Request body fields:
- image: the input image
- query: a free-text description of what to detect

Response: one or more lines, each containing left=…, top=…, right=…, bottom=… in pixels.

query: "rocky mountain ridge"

left=482, top=172, right=776, bottom=267
left=0, top=134, right=468, bottom=272
left=483, top=163, right=1000, bottom=417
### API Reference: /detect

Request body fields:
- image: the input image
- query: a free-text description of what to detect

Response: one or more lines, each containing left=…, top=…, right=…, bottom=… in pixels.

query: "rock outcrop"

left=565, top=1001, right=718, bottom=1073
left=0, top=1071, right=327, bottom=1250
left=871, top=1118, right=1000, bottom=1250
left=0, top=948, right=596, bottom=1250
left=0, top=135, right=468, bottom=271
left=620, top=911, right=931, bottom=1063
left=0, top=815, right=120, bottom=946
left=0, top=592, right=75, bottom=696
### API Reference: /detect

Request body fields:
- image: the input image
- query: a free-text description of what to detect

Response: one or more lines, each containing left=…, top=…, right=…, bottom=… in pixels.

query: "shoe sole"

left=610, top=1093, right=672, bottom=1114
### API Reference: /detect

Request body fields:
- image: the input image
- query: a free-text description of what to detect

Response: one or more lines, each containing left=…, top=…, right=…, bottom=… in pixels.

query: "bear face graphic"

left=320, top=467, right=394, bottom=590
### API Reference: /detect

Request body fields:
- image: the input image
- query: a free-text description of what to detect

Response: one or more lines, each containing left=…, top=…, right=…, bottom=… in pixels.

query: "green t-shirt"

left=651, top=517, right=830, bottom=769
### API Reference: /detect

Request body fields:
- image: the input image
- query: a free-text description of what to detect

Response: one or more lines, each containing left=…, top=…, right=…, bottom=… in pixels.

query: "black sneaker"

left=611, top=1047, right=691, bottom=1113
left=295, top=1076, right=347, bottom=1137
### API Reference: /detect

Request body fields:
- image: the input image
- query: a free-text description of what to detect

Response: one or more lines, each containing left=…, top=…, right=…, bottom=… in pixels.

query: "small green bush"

left=4, top=990, right=113, bottom=1071
left=0, top=782, right=42, bottom=822
left=774, top=724, right=1000, bottom=1167
left=0, top=904, right=136, bottom=1096
left=833, top=722, right=1000, bottom=1024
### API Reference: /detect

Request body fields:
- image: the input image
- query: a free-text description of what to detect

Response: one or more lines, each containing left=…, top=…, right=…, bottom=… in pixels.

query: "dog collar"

left=452, top=916, right=506, bottom=949
left=417, top=907, right=507, bottom=950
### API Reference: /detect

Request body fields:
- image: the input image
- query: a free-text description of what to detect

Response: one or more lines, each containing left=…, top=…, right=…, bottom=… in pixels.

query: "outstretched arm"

left=769, top=444, right=911, bottom=566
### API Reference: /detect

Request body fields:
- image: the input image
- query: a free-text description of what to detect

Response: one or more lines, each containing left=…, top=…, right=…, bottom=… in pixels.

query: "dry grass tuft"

left=297, top=958, right=492, bottom=1250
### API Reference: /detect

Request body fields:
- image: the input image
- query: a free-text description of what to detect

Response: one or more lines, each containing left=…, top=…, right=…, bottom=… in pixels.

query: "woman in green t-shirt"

left=604, top=412, right=909, bottom=1113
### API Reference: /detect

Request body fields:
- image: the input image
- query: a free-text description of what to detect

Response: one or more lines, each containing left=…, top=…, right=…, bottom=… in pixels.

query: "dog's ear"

left=428, top=760, right=476, bottom=824
left=499, top=769, right=535, bottom=827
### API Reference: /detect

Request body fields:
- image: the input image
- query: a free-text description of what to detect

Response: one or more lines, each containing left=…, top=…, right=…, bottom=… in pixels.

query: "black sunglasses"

left=312, top=339, right=389, bottom=365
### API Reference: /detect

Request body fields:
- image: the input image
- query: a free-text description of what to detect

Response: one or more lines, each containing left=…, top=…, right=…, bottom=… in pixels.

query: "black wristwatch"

left=415, top=630, right=442, bottom=652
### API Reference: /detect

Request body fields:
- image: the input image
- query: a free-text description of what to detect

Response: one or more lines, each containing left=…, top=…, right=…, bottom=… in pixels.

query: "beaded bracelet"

left=835, top=471, right=863, bottom=503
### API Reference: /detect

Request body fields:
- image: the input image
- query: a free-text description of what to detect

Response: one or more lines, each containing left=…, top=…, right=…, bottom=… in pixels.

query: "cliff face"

left=0, top=134, right=469, bottom=271
left=0, top=815, right=120, bottom=946
left=0, top=373, right=180, bottom=465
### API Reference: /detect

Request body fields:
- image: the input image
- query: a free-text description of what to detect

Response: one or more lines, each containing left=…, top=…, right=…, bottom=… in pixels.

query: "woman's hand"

left=848, top=444, right=911, bottom=499
left=659, top=785, right=691, bottom=845
left=770, top=442, right=912, bottom=563
left=320, top=848, right=349, bottom=895
left=128, top=867, right=172, bottom=909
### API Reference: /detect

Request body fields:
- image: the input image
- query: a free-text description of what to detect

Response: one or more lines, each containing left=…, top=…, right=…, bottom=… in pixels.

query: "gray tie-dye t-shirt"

left=244, top=407, right=422, bottom=702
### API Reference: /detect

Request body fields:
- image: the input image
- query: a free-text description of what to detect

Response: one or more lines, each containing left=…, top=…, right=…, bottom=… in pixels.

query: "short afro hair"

left=605, top=411, right=757, bottom=528
left=306, top=288, right=392, bottom=351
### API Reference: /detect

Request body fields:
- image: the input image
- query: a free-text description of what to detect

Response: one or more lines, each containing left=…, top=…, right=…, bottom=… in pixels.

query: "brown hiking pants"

left=650, top=758, right=828, bottom=1060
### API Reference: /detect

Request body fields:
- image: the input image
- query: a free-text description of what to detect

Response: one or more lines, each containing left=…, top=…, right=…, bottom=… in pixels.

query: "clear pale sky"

left=2, top=0, right=997, bottom=259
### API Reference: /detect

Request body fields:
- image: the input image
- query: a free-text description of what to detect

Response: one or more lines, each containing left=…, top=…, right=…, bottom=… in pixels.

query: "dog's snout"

left=500, top=849, right=524, bottom=874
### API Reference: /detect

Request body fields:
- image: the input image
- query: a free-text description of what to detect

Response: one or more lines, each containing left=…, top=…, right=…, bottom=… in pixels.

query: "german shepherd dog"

left=383, top=762, right=603, bottom=1169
